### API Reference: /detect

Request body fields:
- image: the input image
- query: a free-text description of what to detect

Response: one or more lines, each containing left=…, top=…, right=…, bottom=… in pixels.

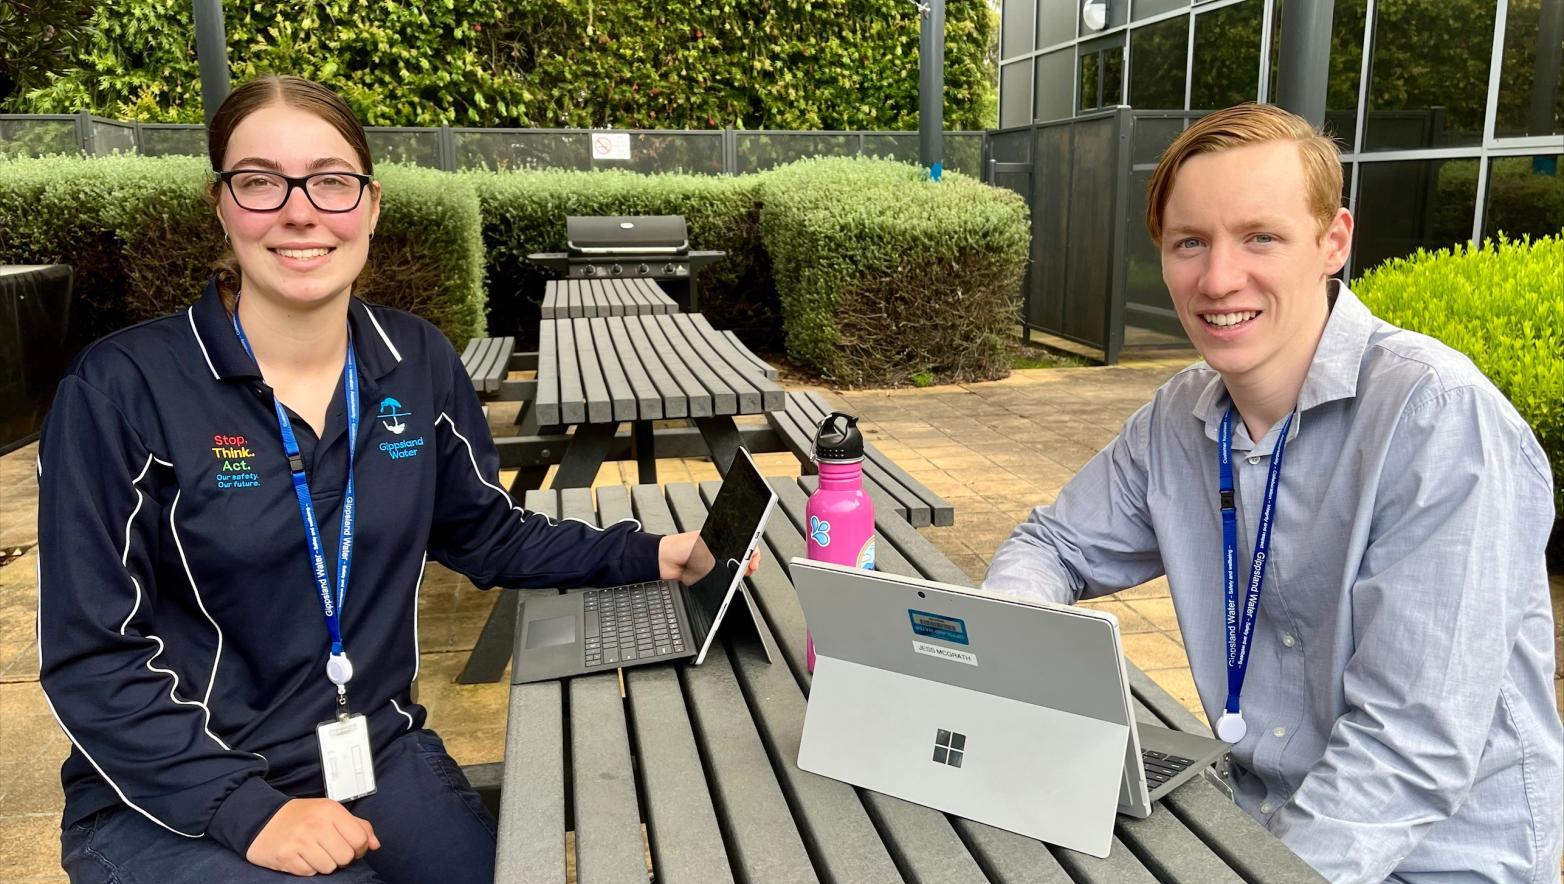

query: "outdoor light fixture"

left=1082, top=0, right=1109, bottom=31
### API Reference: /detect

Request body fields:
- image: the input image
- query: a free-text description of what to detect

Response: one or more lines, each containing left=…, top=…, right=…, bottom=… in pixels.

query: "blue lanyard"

left=232, top=304, right=360, bottom=695
left=1217, top=406, right=1292, bottom=738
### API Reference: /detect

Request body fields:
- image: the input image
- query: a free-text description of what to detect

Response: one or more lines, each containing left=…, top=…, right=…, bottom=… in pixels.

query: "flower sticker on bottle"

left=809, top=515, right=831, bottom=547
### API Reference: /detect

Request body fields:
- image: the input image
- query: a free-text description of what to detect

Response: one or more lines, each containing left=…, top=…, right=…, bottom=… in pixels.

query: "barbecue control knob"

left=581, top=265, right=596, bottom=276
left=637, top=263, right=650, bottom=275
left=662, top=263, right=676, bottom=274
left=611, top=264, right=623, bottom=275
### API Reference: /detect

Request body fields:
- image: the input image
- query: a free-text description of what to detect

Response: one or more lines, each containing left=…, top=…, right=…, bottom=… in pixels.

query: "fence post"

left=722, top=127, right=737, bottom=175
left=75, top=111, right=94, bottom=156
left=439, top=125, right=456, bottom=172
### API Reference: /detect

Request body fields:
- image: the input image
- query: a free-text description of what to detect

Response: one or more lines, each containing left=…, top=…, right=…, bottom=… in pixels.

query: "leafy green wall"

left=13, top=0, right=996, bottom=131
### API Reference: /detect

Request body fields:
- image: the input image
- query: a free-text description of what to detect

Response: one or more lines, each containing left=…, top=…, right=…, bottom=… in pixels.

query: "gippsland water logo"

left=376, top=395, right=424, bottom=460
left=378, top=397, right=411, bottom=434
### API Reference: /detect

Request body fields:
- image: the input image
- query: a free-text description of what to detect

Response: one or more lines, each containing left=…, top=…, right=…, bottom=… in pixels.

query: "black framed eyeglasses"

left=216, top=169, right=373, bottom=213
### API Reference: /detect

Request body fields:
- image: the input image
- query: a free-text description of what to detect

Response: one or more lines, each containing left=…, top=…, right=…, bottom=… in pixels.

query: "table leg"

left=550, top=421, right=620, bottom=488
left=632, top=421, right=657, bottom=484
left=506, top=400, right=551, bottom=496
left=694, top=416, right=744, bottom=475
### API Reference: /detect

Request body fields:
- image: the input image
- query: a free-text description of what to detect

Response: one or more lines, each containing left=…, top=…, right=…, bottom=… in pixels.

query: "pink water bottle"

left=806, top=412, right=875, bottom=673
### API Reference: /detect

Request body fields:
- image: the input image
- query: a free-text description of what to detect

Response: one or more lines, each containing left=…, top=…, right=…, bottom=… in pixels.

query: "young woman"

left=38, top=75, right=715, bottom=882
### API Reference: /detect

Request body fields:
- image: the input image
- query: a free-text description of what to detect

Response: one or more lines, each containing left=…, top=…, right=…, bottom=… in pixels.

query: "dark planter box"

left=1, top=265, right=76, bottom=455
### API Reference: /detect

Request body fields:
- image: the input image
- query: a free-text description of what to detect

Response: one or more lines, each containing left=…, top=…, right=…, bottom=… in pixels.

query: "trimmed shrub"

left=468, top=169, right=770, bottom=347
left=1354, top=235, right=1563, bottom=552
left=0, top=155, right=485, bottom=346
left=759, top=156, right=1029, bottom=386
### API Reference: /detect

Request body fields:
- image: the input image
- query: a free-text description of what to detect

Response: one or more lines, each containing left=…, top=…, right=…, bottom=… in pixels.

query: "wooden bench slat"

left=550, top=319, right=585, bottom=425
left=541, top=280, right=560, bottom=320
left=650, top=314, right=738, bottom=415
left=621, top=316, right=688, bottom=419
left=650, top=484, right=819, bottom=882
left=569, top=317, right=614, bottom=424
left=686, top=316, right=786, bottom=410
left=635, top=315, right=711, bottom=418
left=493, top=489, right=566, bottom=883
left=586, top=319, right=638, bottom=422
left=534, top=322, right=562, bottom=430
left=602, top=316, right=664, bottom=421
left=592, top=486, right=735, bottom=884
left=662, top=313, right=763, bottom=414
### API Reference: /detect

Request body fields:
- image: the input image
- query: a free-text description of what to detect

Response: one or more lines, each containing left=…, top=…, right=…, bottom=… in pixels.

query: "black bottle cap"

left=813, top=412, right=865, bottom=463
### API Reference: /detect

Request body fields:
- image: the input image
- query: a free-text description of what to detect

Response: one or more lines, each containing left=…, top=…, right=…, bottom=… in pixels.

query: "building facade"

left=997, top=0, right=1562, bottom=276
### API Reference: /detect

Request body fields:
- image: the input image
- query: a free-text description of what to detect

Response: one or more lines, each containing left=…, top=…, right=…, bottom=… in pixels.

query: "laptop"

left=792, top=559, right=1228, bottom=858
left=511, top=447, right=779, bottom=684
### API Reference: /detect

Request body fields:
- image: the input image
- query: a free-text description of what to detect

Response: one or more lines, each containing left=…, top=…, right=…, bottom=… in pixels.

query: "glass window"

left=1131, top=14, right=1191, bottom=109
left=1079, top=37, right=1127, bottom=110
left=1494, top=0, right=1564, bottom=138
left=1039, top=0, right=1080, bottom=47
left=1190, top=0, right=1263, bottom=110
left=1036, top=50, right=1077, bottom=121
left=1003, top=0, right=1037, bottom=58
left=1001, top=60, right=1035, bottom=129
left=1482, top=155, right=1564, bottom=240
left=1363, top=0, right=1496, bottom=150
left=1268, top=0, right=1369, bottom=150
left=1134, top=0, right=1189, bottom=22
left=1353, top=158, right=1480, bottom=273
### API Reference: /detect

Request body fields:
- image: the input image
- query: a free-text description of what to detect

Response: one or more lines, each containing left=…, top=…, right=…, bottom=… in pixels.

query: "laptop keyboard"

left=1140, top=750, right=1195, bottom=789
left=582, top=582, right=686, bottom=667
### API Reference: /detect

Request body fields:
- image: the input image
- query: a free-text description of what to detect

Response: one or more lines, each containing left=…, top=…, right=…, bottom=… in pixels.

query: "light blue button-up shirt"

left=984, top=283, right=1561, bottom=882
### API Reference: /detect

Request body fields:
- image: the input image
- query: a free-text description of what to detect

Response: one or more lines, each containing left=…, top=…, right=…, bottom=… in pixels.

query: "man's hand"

left=246, top=798, right=379, bottom=876
left=659, top=531, right=761, bottom=584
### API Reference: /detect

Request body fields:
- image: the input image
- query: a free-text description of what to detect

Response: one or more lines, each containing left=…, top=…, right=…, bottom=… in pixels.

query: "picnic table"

left=490, top=477, right=1327, bottom=883
left=540, top=278, right=680, bottom=319
left=528, top=312, right=786, bottom=487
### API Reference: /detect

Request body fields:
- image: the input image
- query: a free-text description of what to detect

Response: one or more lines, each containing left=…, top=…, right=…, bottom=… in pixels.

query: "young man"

left=984, top=104, right=1560, bottom=882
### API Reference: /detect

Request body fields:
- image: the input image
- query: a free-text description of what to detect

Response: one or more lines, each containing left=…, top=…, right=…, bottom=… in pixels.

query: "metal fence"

left=0, top=114, right=988, bottom=177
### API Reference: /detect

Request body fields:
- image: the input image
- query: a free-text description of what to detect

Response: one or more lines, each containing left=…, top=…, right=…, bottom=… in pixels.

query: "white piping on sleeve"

left=37, top=453, right=205, bottom=838
left=362, top=304, right=403, bottom=362
left=409, top=552, right=427, bottom=690
left=433, top=412, right=642, bottom=534
left=390, top=699, right=416, bottom=731
left=187, top=307, right=221, bottom=380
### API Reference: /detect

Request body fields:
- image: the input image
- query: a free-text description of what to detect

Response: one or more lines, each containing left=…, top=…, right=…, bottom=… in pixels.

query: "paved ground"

left=3, top=354, right=1561, bottom=881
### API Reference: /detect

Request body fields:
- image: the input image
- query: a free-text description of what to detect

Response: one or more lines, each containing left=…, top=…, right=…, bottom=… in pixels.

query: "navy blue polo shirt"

left=36, top=281, right=661, bottom=855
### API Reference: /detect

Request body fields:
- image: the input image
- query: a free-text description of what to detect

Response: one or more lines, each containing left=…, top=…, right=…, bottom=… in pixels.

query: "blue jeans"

left=60, top=729, right=497, bottom=884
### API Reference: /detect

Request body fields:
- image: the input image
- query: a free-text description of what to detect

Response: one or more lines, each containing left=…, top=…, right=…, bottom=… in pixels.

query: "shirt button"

left=1273, top=727, right=1286, bottom=738
left=1247, top=455, right=1262, bottom=465
left=1281, top=633, right=1297, bottom=648
left=1260, top=801, right=1274, bottom=814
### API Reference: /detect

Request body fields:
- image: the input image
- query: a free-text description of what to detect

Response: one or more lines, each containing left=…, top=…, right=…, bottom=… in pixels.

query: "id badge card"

left=316, top=714, right=377, bottom=802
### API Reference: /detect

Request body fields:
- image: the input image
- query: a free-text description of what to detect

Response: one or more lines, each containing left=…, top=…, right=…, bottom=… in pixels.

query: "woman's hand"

left=658, top=532, right=761, bottom=584
left=246, top=797, right=379, bottom=875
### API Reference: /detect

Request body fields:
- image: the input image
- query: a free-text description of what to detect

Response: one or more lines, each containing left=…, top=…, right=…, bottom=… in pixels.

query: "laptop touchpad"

left=524, top=615, right=577, bottom=649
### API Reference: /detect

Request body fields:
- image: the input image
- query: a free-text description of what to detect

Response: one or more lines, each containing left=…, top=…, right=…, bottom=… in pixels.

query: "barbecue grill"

left=528, top=215, right=725, bottom=312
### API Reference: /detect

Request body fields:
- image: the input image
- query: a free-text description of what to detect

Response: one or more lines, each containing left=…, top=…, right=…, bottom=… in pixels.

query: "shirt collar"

left=1192, top=279, right=1375, bottom=449
left=186, top=278, right=403, bottom=388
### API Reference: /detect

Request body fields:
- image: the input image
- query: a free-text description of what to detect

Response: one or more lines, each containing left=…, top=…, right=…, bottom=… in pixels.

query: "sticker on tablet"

left=908, top=609, right=969, bottom=646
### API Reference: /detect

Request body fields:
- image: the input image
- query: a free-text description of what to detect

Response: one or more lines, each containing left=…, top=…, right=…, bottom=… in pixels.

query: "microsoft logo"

left=932, top=729, right=966, bottom=768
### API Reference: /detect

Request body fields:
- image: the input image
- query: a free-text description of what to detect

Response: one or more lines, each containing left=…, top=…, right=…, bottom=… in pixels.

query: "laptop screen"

left=683, top=449, right=775, bottom=644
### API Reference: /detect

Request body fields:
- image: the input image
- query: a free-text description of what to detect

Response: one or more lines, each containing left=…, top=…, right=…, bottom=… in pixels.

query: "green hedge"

left=0, top=155, right=485, bottom=346
left=468, top=169, right=771, bottom=347
left=759, top=156, right=1029, bottom=386
left=1354, top=235, right=1563, bottom=535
